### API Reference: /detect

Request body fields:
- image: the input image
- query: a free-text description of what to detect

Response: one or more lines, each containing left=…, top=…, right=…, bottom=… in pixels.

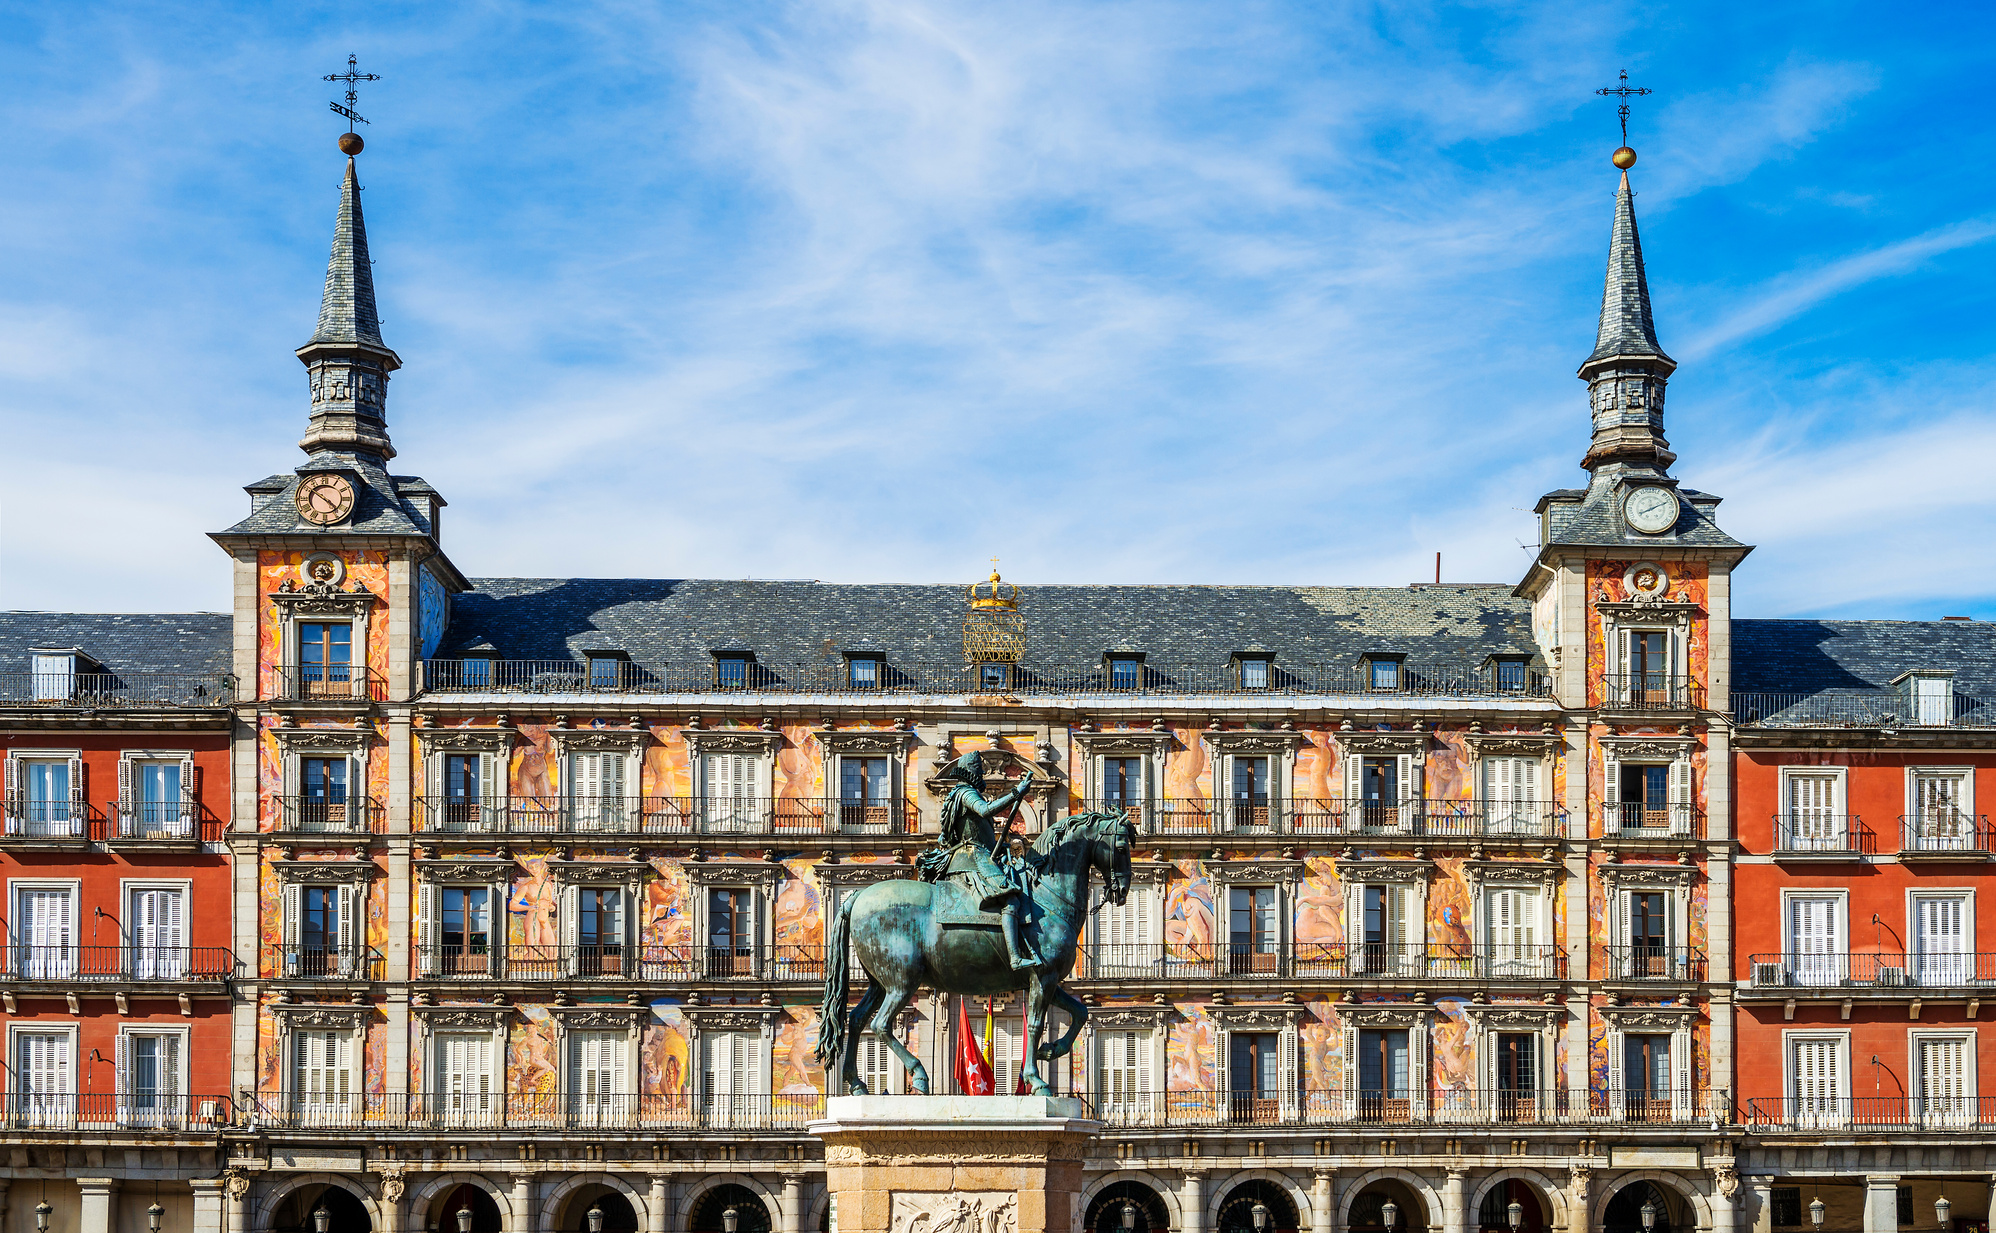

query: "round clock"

left=1622, top=485, right=1680, bottom=535
left=295, top=474, right=356, bottom=526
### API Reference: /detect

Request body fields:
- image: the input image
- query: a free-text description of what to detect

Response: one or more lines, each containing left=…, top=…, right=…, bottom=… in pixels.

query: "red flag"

left=954, top=998, right=994, bottom=1095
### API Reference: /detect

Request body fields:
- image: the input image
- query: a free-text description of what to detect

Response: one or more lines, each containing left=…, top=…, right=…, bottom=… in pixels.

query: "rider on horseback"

left=927, top=750, right=1043, bottom=971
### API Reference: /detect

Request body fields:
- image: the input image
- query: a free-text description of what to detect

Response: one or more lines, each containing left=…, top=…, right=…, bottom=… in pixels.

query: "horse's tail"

left=814, top=893, right=856, bottom=1073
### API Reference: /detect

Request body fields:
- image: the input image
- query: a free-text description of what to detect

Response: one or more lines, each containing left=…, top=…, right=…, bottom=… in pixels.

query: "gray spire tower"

left=1579, top=166, right=1675, bottom=474
left=297, top=153, right=401, bottom=460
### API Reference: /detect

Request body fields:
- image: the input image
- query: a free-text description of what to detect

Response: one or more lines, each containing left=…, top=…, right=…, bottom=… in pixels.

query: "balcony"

left=1, top=1092, right=236, bottom=1132
left=414, top=942, right=826, bottom=983
left=1602, top=945, right=1707, bottom=984
left=1773, top=813, right=1867, bottom=857
left=420, top=658, right=1551, bottom=700
left=243, top=1091, right=825, bottom=1131
left=1899, top=813, right=1993, bottom=860
left=270, top=666, right=384, bottom=703
left=416, top=796, right=920, bottom=838
left=0, top=672, right=235, bottom=709
left=270, top=946, right=386, bottom=982
left=1086, top=1087, right=1722, bottom=1127
left=1735, top=690, right=1996, bottom=730
left=1087, top=798, right=1563, bottom=840
left=1744, top=951, right=1996, bottom=993
left=272, top=795, right=381, bottom=835
left=0, top=799, right=95, bottom=848
left=1744, top=1096, right=1996, bottom=1132
left=1601, top=675, right=1705, bottom=712
left=109, top=802, right=222, bottom=847
left=0, top=945, right=236, bottom=984
left=1602, top=803, right=1704, bottom=841
left=1073, top=942, right=1565, bottom=983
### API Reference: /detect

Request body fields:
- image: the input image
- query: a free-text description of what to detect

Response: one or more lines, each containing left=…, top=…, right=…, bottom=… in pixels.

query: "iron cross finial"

left=1595, top=69, right=1652, bottom=147
left=324, top=53, right=381, bottom=134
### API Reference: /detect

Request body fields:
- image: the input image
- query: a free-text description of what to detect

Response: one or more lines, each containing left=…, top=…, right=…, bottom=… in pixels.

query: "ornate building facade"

left=1, top=134, right=1991, bottom=1233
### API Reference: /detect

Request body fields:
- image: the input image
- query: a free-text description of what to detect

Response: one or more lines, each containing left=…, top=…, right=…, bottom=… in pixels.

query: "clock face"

left=296, top=474, right=356, bottom=526
left=1622, top=485, right=1680, bottom=534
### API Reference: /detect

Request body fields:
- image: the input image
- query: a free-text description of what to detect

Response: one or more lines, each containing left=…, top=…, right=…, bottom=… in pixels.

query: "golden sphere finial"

left=1612, top=146, right=1637, bottom=170
left=339, top=131, right=365, bottom=156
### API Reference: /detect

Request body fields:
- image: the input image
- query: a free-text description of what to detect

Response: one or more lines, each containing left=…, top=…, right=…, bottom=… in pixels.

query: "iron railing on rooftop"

left=420, top=658, right=1551, bottom=699
left=1734, top=690, right=1996, bottom=729
left=0, top=673, right=235, bottom=708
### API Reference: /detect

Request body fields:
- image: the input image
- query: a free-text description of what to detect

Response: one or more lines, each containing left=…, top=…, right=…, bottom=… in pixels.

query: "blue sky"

left=2, top=1, right=1993, bottom=620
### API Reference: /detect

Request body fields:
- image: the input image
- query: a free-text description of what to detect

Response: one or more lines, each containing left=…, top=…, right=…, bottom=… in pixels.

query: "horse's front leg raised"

left=1035, top=983, right=1088, bottom=1062
left=1020, top=974, right=1055, bottom=1096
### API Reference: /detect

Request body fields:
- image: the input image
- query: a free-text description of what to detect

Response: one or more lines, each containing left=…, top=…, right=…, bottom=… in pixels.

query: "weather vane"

left=324, top=54, right=380, bottom=154
left=1595, top=69, right=1650, bottom=169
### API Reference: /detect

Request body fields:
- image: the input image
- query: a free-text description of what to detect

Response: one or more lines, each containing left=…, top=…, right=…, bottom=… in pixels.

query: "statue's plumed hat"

left=939, top=750, right=986, bottom=785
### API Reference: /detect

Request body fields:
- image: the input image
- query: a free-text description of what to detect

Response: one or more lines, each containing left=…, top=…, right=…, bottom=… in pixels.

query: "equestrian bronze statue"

left=815, top=751, right=1135, bottom=1096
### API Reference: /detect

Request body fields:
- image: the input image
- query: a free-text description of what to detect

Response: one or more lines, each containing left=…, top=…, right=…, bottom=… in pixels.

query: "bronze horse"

left=815, top=810, right=1135, bottom=1096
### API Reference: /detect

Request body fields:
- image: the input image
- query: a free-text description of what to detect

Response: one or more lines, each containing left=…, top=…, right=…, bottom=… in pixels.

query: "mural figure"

left=816, top=757, right=1133, bottom=1097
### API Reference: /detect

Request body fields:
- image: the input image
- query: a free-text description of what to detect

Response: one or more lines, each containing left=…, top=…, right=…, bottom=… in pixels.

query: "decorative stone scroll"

left=889, top=1192, right=1017, bottom=1233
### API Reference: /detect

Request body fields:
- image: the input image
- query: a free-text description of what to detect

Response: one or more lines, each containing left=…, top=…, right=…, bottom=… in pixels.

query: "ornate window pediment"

left=680, top=1005, right=783, bottom=1033
left=1463, top=859, right=1561, bottom=887
left=821, top=730, right=917, bottom=756
left=415, top=856, right=516, bottom=883
left=1600, top=733, right=1697, bottom=757
left=1460, top=1003, right=1565, bottom=1029
left=683, top=729, right=783, bottom=758
left=544, top=855, right=650, bottom=889
left=1339, top=1002, right=1436, bottom=1027
left=269, top=589, right=379, bottom=618
left=1071, top=730, right=1172, bottom=757
left=1335, top=731, right=1429, bottom=756
left=273, top=856, right=377, bottom=884
left=1201, top=729, right=1306, bottom=754
left=1091, top=1006, right=1173, bottom=1030
left=685, top=862, right=786, bottom=891
left=271, top=725, right=370, bottom=752
left=548, top=1003, right=647, bottom=1035
left=1206, top=1004, right=1305, bottom=1031
left=412, top=1006, right=513, bottom=1032
left=1598, top=862, right=1696, bottom=889
left=269, top=1004, right=370, bottom=1030
left=1598, top=1003, right=1699, bottom=1029
left=1333, top=856, right=1434, bottom=883
left=415, top=726, right=515, bottom=753
left=546, top=727, right=648, bottom=755
left=1463, top=730, right=1562, bottom=757
left=1205, top=858, right=1303, bottom=887
left=925, top=737, right=1066, bottom=801
left=814, top=862, right=912, bottom=888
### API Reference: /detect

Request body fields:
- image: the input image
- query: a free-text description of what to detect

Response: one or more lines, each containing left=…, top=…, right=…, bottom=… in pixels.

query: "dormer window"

left=458, top=653, right=494, bottom=689
left=28, top=650, right=79, bottom=702
left=584, top=652, right=626, bottom=691
left=1491, top=656, right=1530, bottom=693
left=713, top=651, right=755, bottom=690
left=1105, top=653, right=1145, bottom=691
left=1233, top=653, right=1274, bottom=691
left=1896, top=670, right=1957, bottom=727
left=976, top=662, right=1011, bottom=691
left=846, top=654, right=883, bottom=690
left=1362, top=654, right=1404, bottom=692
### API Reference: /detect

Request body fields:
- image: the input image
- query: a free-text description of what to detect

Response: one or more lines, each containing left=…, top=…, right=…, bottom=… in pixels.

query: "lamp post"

left=1252, top=1203, right=1270, bottom=1233
left=35, top=1202, right=51, bottom=1233
left=1639, top=1200, right=1657, bottom=1233
left=149, top=1204, right=164, bottom=1233
left=1508, top=1202, right=1523, bottom=1232
left=1123, top=1203, right=1139, bottom=1232
left=723, top=1209, right=740, bottom=1233
left=1936, top=1195, right=1952, bottom=1230
left=1382, top=1201, right=1399, bottom=1233
left=457, top=1208, right=474, bottom=1233
left=313, top=1206, right=331, bottom=1233
left=1809, top=1198, right=1826, bottom=1230
left=587, top=1209, right=605, bottom=1233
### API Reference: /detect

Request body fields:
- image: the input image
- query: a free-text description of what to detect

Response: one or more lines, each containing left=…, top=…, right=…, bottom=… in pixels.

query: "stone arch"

left=541, top=1175, right=653, bottom=1233
left=1207, top=1171, right=1315, bottom=1231
left=1593, top=1172, right=1713, bottom=1233
left=1337, top=1169, right=1446, bottom=1231
left=407, top=1175, right=515, bottom=1230
left=1467, top=1169, right=1571, bottom=1230
left=254, top=1175, right=382, bottom=1233
left=676, top=1175, right=782, bottom=1233
left=1081, top=1173, right=1185, bottom=1232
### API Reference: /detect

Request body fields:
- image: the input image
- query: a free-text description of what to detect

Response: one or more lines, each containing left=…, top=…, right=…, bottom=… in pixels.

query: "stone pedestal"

left=809, top=1095, right=1102, bottom=1233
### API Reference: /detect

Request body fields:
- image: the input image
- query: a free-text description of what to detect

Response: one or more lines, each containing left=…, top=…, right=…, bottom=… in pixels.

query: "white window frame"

left=415, top=1007, right=509, bottom=1127
left=272, top=1006, right=367, bottom=1125
left=686, top=864, right=782, bottom=980
left=546, top=729, right=647, bottom=833
left=822, top=730, right=916, bottom=837
left=3, top=749, right=85, bottom=835
left=115, top=1024, right=190, bottom=1127
left=1907, top=888, right=1974, bottom=988
left=1777, top=887, right=1848, bottom=988
left=417, top=729, right=514, bottom=834
left=271, top=729, right=370, bottom=834
left=280, top=877, right=366, bottom=978
left=415, top=866, right=510, bottom=979
left=271, top=563, right=376, bottom=701
left=28, top=651, right=78, bottom=702
left=116, top=750, right=198, bottom=838
left=1203, top=730, right=1303, bottom=833
left=7, top=1022, right=77, bottom=1128
left=122, top=878, right=191, bottom=979
left=1086, top=865, right=1164, bottom=979
left=1337, top=1005, right=1427, bottom=1121
left=1337, top=859, right=1429, bottom=979
left=1342, top=749, right=1421, bottom=832
left=9, top=878, right=80, bottom=979
left=1462, top=1005, right=1562, bottom=1121
left=1906, top=766, right=1976, bottom=839
left=1085, top=1009, right=1167, bottom=1124
left=1909, top=1028, right=1976, bottom=1127
left=545, top=1005, right=644, bottom=1123
left=1599, top=865, right=1695, bottom=981
left=1073, top=731, right=1171, bottom=829
left=1782, top=1028, right=1851, bottom=1129
left=682, top=1008, right=779, bottom=1126
left=1601, top=1006, right=1696, bottom=1122
left=1601, top=747, right=1695, bottom=837
left=684, top=730, right=781, bottom=834
left=1777, top=766, right=1848, bottom=851
left=1468, top=867, right=1558, bottom=979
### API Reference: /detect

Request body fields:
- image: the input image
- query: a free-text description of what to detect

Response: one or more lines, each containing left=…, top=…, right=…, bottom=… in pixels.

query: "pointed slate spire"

left=1579, top=165, right=1676, bottom=474
left=296, top=154, right=401, bottom=460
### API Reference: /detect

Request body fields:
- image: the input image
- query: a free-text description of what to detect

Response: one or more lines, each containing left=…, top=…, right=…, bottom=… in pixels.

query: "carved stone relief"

left=890, top=1192, right=1017, bottom=1233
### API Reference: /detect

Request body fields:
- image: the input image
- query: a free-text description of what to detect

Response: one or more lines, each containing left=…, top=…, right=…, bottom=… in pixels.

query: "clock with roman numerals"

left=295, top=473, right=356, bottom=526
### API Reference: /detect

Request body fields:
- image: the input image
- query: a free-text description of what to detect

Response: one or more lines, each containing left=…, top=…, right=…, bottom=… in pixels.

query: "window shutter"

left=1520, top=758, right=1539, bottom=824
left=563, top=885, right=580, bottom=954
left=993, top=1015, right=1017, bottom=1097
left=115, top=1033, right=130, bottom=1121
left=1343, top=754, right=1362, bottom=825
left=1617, top=629, right=1632, bottom=690
left=1668, top=757, right=1693, bottom=834
left=1607, top=1030, right=1625, bottom=1114
left=282, top=884, right=301, bottom=976
left=4, top=757, right=18, bottom=829
left=426, top=750, right=443, bottom=809
left=163, top=1034, right=180, bottom=1108
left=337, top=884, right=360, bottom=976
left=1602, top=749, right=1621, bottom=831
left=1388, top=885, right=1409, bottom=951
left=417, top=882, right=436, bottom=975
left=1395, top=753, right=1415, bottom=818
left=605, top=753, right=626, bottom=802
left=1137, top=1030, right=1154, bottom=1114
left=67, top=755, right=84, bottom=814
left=1278, top=1027, right=1298, bottom=1118
left=1672, top=1029, right=1690, bottom=1118
left=1616, top=893, right=1632, bottom=975
left=117, top=759, right=134, bottom=817
left=481, top=752, right=502, bottom=822
left=1345, top=885, right=1364, bottom=955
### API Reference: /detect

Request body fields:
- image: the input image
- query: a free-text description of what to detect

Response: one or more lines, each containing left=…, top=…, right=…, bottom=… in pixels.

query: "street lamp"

left=1382, top=1201, right=1399, bottom=1233
left=587, top=1209, right=605, bottom=1233
left=723, top=1209, right=740, bottom=1233
left=1123, top=1202, right=1139, bottom=1232
left=1639, top=1200, right=1657, bottom=1233
left=313, top=1206, right=331, bottom=1233
left=149, top=1204, right=164, bottom=1233
left=1507, top=1202, right=1523, bottom=1232
left=1809, top=1197, right=1826, bottom=1230
left=457, top=1208, right=474, bottom=1233
left=1252, top=1203, right=1270, bottom=1233
left=35, top=1202, right=51, bottom=1233
left=1936, top=1195, right=1952, bottom=1230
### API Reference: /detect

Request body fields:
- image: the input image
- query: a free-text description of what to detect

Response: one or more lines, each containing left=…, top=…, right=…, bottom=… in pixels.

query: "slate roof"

left=1733, top=619, right=1996, bottom=698
left=0, top=612, right=231, bottom=676
left=1538, top=474, right=1745, bottom=550
left=309, top=157, right=385, bottom=350
left=1586, top=170, right=1670, bottom=367
left=215, top=452, right=435, bottom=538
left=438, top=578, right=1542, bottom=671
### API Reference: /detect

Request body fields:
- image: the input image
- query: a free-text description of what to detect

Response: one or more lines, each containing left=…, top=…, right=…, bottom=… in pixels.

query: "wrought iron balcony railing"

left=272, top=795, right=381, bottom=834
left=1774, top=813, right=1866, bottom=854
left=414, top=942, right=827, bottom=983
left=0, top=673, right=235, bottom=709
left=0, top=945, right=236, bottom=982
left=269, top=946, right=386, bottom=982
left=1602, top=945, right=1707, bottom=982
left=244, top=1091, right=825, bottom=1131
left=0, top=1092, right=235, bottom=1131
left=1074, top=942, right=1565, bottom=982
left=1083, top=1087, right=1722, bottom=1127
left=270, top=666, right=385, bottom=702
left=1734, top=691, right=1996, bottom=730
left=1086, top=798, right=1562, bottom=839
left=1601, top=675, right=1706, bottom=711
left=1900, top=813, right=1994, bottom=855
left=1743, top=1096, right=1996, bottom=1131
left=415, top=795, right=919, bottom=837
left=112, top=802, right=221, bottom=843
left=421, top=658, right=1550, bottom=699
left=1603, top=803, right=1704, bottom=839
left=1745, top=951, right=1996, bottom=990
left=0, top=798, right=94, bottom=841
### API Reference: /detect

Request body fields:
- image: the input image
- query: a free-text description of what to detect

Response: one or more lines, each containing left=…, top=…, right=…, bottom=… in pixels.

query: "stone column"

left=77, top=1181, right=118, bottom=1233
left=1864, top=1178, right=1901, bottom=1233
left=510, top=1173, right=536, bottom=1233
left=191, top=1180, right=225, bottom=1233
left=782, top=1177, right=806, bottom=1233
left=1181, top=1170, right=1206, bottom=1233
left=1311, top=1172, right=1333, bottom=1233
left=1708, top=1165, right=1739, bottom=1233
left=1444, top=1169, right=1467, bottom=1233
left=225, top=1169, right=250, bottom=1233
left=647, top=1178, right=669, bottom=1233
left=1744, top=1177, right=1774, bottom=1233
left=377, top=1168, right=406, bottom=1233
left=1565, top=1166, right=1590, bottom=1233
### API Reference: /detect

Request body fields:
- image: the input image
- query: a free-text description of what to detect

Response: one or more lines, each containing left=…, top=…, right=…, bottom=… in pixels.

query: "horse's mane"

left=1030, top=809, right=1128, bottom=860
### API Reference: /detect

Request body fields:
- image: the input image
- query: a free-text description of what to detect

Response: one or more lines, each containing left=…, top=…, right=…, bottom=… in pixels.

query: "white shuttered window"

left=1789, top=897, right=1841, bottom=987
left=1098, top=1029, right=1152, bottom=1121
left=570, top=1030, right=626, bottom=1123
left=293, top=1030, right=354, bottom=1124
left=1483, top=757, right=1540, bottom=832
left=701, top=1030, right=763, bottom=1126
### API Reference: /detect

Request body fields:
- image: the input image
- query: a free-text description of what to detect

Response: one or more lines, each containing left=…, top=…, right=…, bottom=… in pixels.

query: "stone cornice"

left=1338, top=1003, right=1436, bottom=1027
left=1463, top=858, right=1561, bottom=887
left=1462, top=730, right=1561, bottom=756
left=411, top=1005, right=512, bottom=1032
left=1204, top=858, right=1303, bottom=886
left=546, top=1003, right=647, bottom=1034
left=272, top=857, right=377, bottom=884
left=1333, top=856, right=1435, bottom=883
left=1090, top=1006, right=1173, bottom=1030
left=545, top=726, right=648, bottom=755
left=415, top=726, right=515, bottom=752
left=414, top=856, right=516, bottom=883
left=685, top=861, right=786, bottom=890
left=682, top=729, right=783, bottom=758
left=1598, top=861, right=1697, bottom=889
left=544, top=855, right=650, bottom=888
left=1598, top=1003, right=1700, bottom=1028
left=268, top=1004, right=370, bottom=1029
left=819, top=729, right=917, bottom=756
left=679, top=1005, right=782, bottom=1032
left=1205, top=1004, right=1305, bottom=1031
left=270, top=725, right=371, bottom=751
left=1201, top=729, right=1306, bottom=753
left=1334, top=731, right=1429, bottom=756
left=1071, top=730, right=1172, bottom=756
left=1460, top=1003, right=1566, bottom=1028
